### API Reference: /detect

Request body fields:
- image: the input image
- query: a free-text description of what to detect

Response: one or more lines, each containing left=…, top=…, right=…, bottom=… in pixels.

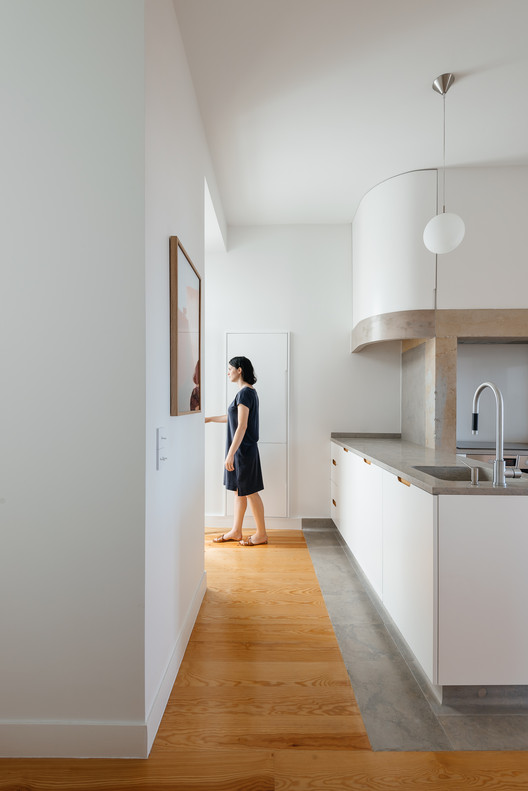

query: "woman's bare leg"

left=245, top=492, right=268, bottom=544
left=219, top=492, right=246, bottom=540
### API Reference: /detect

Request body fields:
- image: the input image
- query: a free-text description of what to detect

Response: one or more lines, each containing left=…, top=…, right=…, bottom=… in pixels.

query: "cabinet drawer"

left=330, top=441, right=343, bottom=484
left=330, top=479, right=340, bottom=528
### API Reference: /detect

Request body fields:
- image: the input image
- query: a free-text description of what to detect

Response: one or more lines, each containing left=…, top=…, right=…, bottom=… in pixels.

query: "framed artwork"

left=169, top=237, right=201, bottom=416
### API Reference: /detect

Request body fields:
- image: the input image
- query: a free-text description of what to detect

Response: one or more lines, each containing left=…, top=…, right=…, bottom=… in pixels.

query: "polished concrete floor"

left=303, top=521, right=528, bottom=751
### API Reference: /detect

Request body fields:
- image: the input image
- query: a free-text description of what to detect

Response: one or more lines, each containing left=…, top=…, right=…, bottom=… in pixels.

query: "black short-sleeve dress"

left=224, top=386, right=264, bottom=496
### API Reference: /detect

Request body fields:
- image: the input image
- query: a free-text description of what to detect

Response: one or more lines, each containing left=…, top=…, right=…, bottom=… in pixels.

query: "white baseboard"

left=146, top=569, right=207, bottom=755
left=205, top=515, right=302, bottom=530
left=0, top=720, right=147, bottom=759
left=0, top=571, right=208, bottom=759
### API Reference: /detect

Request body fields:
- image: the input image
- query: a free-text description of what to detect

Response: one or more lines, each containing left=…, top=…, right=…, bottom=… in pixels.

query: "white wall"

left=0, top=0, right=214, bottom=758
left=205, top=226, right=401, bottom=520
left=0, top=0, right=146, bottom=756
left=144, top=0, right=210, bottom=752
left=437, top=167, right=528, bottom=309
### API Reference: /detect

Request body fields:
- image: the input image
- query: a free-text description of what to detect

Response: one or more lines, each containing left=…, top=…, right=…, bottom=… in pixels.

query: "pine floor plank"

left=183, top=640, right=343, bottom=664
left=172, top=659, right=352, bottom=688
left=274, top=749, right=528, bottom=790
left=189, top=622, right=337, bottom=645
left=162, top=685, right=362, bottom=717
left=175, top=656, right=350, bottom=680
left=205, top=583, right=325, bottom=604
left=0, top=750, right=274, bottom=791
left=154, top=713, right=369, bottom=751
left=195, top=602, right=331, bottom=626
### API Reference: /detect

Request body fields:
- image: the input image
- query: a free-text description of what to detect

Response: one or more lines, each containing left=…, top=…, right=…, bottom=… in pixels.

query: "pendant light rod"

left=442, top=91, right=446, bottom=212
left=432, top=73, right=454, bottom=214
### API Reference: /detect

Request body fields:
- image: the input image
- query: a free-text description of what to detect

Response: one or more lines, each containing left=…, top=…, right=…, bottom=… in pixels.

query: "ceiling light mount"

left=432, top=72, right=454, bottom=96
left=423, top=72, right=465, bottom=255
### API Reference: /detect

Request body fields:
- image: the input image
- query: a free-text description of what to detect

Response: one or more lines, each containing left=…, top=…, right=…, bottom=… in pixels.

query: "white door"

left=226, top=332, right=289, bottom=517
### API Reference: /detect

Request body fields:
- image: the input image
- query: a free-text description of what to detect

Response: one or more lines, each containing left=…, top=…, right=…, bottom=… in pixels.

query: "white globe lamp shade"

left=423, top=212, right=465, bottom=254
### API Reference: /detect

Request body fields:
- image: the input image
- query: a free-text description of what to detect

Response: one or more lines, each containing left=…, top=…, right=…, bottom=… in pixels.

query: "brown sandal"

left=239, top=537, right=268, bottom=546
left=213, top=534, right=239, bottom=543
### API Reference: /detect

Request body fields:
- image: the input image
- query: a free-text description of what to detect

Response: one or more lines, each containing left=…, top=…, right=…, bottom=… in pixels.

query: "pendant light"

left=423, top=73, right=465, bottom=254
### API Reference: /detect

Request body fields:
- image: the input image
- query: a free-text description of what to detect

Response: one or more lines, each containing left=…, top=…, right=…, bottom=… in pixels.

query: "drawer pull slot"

left=398, top=476, right=411, bottom=487
left=332, top=499, right=337, bottom=507
left=332, top=459, right=337, bottom=466
left=363, top=458, right=371, bottom=465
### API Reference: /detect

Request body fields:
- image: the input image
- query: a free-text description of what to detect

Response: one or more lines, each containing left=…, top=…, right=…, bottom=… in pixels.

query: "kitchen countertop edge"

left=331, top=433, right=528, bottom=495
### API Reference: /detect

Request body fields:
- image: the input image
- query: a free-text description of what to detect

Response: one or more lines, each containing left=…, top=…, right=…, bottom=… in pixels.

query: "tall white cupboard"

left=226, top=332, right=289, bottom=517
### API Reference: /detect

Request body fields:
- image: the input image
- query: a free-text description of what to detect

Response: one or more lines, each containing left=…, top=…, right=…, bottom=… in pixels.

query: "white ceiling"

left=174, top=0, right=528, bottom=226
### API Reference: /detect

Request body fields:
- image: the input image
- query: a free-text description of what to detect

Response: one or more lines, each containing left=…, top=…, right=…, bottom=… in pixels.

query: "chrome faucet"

left=472, top=381, right=506, bottom=487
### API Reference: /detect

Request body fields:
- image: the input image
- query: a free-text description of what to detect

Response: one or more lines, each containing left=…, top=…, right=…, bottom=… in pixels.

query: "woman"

left=205, top=356, right=268, bottom=546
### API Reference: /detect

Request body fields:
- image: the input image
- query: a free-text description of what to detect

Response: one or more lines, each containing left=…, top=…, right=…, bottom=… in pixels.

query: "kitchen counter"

left=330, top=433, right=528, bottom=689
left=331, top=433, right=528, bottom=495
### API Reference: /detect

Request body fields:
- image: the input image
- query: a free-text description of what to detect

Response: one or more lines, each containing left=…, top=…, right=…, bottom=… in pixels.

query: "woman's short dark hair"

left=229, top=356, right=257, bottom=385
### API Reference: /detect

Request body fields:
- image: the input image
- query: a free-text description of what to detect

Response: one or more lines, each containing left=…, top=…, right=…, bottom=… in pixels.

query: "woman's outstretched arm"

left=205, top=414, right=227, bottom=423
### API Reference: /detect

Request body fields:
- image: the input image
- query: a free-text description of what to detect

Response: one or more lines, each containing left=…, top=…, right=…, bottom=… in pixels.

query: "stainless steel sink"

left=412, top=465, right=493, bottom=482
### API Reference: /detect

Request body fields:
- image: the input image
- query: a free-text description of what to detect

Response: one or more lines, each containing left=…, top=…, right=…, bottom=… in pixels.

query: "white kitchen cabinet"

left=331, top=446, right=434, bottom=673
left=343, top=452, right=383, bottom=598
left=330, top=442, right=342, bottom=529
left=438, top=495, right=528, bottom=685
left=381, top=471, right=436, bottom=681
left=330, top=445, right=383, bottom=598
left=338, top=448, right=355, bottom=552
left=330, top=439, right=528, bottom=688
left=330, top=479, right=340, bottom=529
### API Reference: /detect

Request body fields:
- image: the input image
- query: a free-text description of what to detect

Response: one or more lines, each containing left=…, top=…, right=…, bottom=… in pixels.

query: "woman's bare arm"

left=205, top=414, right=227, bottom=423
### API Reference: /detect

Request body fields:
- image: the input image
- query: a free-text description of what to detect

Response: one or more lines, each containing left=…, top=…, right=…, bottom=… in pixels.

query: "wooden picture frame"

left=169, top=237, right=201, bottom=416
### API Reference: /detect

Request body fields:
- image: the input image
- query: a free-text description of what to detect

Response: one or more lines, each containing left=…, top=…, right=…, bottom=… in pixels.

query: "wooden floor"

left=2, top=529, right=528, bottom=790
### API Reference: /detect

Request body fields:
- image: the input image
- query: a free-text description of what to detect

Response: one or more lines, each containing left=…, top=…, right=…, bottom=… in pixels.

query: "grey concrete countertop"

left=331, top=433, right=528, bottom=496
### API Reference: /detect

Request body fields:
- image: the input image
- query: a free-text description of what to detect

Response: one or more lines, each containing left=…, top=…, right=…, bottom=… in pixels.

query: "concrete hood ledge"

left=351, top=309, right=528, bottom=353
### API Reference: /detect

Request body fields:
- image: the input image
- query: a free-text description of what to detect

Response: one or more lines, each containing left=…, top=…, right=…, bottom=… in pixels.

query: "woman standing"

left=205, top=356, right=268, bottom=546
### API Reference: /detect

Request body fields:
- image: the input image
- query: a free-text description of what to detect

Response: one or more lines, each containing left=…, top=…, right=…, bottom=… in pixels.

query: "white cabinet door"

left=330, top=442, right=342, bottom=529
left=337, top=448, right=355, bottom=548
left=382, top=471, right=436, bottom=681
left=438, top=495, right=528, bottom=685
left=226, top=332, right=289, bottom=517
left=258, top=443, right=288, bottom=518
left=330, top=442, right=341, bottom=486
left=227, top=332, right=288, bottom=443
left=334, top=448, right=383, bottom=598
left=348, top=453, right=383, bottom=598
left=333, top=448, right=435, bottom=682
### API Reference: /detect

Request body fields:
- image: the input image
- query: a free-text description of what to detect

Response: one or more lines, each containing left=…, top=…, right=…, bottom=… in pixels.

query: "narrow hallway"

left=154, top=529, right=369, bottom=755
